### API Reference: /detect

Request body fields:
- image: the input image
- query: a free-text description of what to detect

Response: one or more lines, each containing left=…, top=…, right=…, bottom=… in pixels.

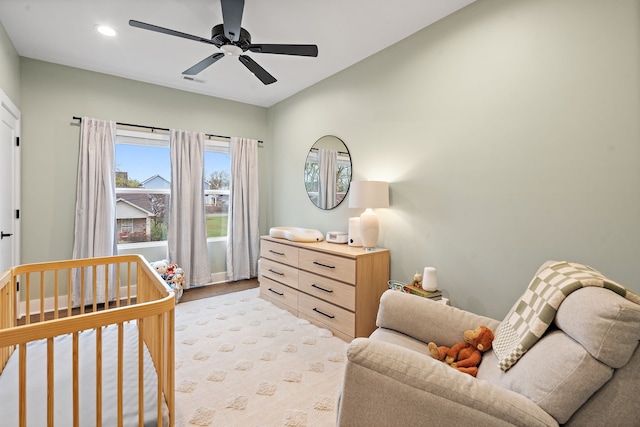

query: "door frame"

left=1, top=87, right=21, bottom=270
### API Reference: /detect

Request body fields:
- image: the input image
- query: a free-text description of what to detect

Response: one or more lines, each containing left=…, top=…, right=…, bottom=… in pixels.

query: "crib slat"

left=47, top=337, right=54, bottom=426
left=92, top=265, right=98, bottom=313
left=73, top=331, right=79, bottom=427
left=116, top=263, right=121, bottom=308
left=80, top=268, right=85, bottom=315
left=18, top=343, right=26, bottom=427
left=25, top=274, right=30, bottom=325
left=166, top=307, right=175, bottom=427
left=118, top=322, right=124, bottom=427
left=54, top=270, right=60, bottom=319
left=127, top=262, right=132, bottom=305
left=40, top=271, right=45, bottom=322
left=106, top=264, right=111, bottom=309
left=138, top=318, right=145, bottom=426
left=157, top=313, right=164, bottom=427
left=67, top=267, right=73, bottom=318
left=96, top=327, right=103, bottom=427
left=0, top=269, right=16, bottom=374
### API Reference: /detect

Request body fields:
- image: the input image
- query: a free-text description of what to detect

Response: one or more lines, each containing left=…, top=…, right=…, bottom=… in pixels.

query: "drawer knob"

left=311, top=284, right=333, bottom=293
left=313, top=307, right=335, bottom=319
left=313, top=261, right=335, bottom=269
left=268, top=268, right=284, bottom=276
left=269, top=249, right=285, bottom=256
left=268, top=288, right=284, bottom=296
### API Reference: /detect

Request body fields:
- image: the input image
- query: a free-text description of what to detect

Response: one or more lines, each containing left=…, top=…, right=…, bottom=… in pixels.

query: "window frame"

left=115, top=129, right=230, bottom=250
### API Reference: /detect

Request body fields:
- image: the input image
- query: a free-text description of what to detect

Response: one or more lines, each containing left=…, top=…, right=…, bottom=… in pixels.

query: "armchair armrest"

left=337, top=338, right=558, bottom=427
left=376, top=290, right=501, bottom=347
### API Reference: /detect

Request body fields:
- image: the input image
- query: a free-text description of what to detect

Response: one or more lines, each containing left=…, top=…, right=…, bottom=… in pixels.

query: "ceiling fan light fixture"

left=95, top=24, right=118, bottom=37
left=129, top=0, right=317, bottom=86
left=221, top=44, right=243, bottom=56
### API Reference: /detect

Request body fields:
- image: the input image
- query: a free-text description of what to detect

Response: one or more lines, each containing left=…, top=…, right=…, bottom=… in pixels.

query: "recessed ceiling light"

left=95, top=25, right=117, bottom=37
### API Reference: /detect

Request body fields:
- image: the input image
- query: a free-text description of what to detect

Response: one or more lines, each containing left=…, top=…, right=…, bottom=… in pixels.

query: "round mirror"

left=304, top=135, right=352, bottom=210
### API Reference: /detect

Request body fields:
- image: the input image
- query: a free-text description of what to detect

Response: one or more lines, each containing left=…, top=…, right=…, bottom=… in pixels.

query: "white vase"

left=422, top=267, right=438, bottom=292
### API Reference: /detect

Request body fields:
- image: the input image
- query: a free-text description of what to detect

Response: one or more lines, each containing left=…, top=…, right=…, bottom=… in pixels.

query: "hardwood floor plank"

left=179, top=278, right=259, bottom=303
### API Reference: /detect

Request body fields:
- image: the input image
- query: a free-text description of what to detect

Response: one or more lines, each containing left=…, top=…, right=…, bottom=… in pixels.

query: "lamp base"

left=359, top=208, right=379, bottom=250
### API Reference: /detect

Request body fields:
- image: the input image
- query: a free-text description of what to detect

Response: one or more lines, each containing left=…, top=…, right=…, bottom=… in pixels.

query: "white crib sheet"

left=0, top=322, right=169, bottom=427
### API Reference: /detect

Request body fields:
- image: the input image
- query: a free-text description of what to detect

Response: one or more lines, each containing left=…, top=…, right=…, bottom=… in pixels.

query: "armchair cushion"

left=477, top=331, right=613, bottom=424
left=340, top=338, right=557, bottom=427
left=554, top=287, right=640, bottom=368
left=375, top=290, right=500, bottom=346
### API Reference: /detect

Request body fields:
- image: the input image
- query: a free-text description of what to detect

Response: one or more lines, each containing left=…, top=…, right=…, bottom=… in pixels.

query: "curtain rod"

left=72, top=116, right=263, bottom=143
left=310, top=147, right=349, bottom=156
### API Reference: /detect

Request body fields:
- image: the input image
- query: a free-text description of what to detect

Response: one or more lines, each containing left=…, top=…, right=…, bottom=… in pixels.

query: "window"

left=115, top=129, right=230, bottom=245
left=204, top=141, right=231, bottom=238
left=120, top=218, right=133, bottom=233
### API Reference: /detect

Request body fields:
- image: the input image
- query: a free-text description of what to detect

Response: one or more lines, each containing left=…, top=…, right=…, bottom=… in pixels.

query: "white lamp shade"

left=348, top=181, right=389, bottom=209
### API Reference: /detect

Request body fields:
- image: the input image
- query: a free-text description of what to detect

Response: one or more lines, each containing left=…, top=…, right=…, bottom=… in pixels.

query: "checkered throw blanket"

left=493, top=261, right=640, bottom=372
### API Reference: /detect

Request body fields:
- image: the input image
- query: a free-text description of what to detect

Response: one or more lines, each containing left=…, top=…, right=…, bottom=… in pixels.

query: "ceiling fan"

left=129, top=0, right=318, bottom=85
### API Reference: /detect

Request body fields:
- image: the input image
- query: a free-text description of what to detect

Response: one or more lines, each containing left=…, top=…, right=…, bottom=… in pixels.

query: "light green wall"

left=19, top=58, right=269, bottom=267
left=267, top=0, right=640, bottom=318
left=0, top=19, right=20, bottom=107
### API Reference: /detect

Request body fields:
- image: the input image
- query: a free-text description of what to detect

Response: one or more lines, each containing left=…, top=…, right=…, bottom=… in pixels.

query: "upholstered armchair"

left=337, top=264, right=640, bottom=426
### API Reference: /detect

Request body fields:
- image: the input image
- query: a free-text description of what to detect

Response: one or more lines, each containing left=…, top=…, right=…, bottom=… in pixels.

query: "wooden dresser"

left=258, top=235, right=390, bottom=341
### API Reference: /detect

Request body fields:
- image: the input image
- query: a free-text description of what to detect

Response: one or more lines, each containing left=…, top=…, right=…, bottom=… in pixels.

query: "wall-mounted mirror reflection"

left=304, top=135, right=352, bottom=210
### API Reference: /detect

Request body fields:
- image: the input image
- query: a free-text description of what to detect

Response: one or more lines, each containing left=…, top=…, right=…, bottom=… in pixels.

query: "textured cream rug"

left=174, top=288, right=348, bottom=426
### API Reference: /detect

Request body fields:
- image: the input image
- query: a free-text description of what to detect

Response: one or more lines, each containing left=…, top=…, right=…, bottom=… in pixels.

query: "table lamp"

left=348, top=181, right=389, bottom=250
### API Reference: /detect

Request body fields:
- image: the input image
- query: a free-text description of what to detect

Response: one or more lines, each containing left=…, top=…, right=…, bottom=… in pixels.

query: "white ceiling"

left=0, top=0, right=474, bottom=107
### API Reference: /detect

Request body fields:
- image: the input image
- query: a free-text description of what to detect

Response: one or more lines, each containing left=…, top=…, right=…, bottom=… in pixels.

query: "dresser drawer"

left=260, top=239, right=298, bottom=267
left=259, top=275, right=298, bottom=312
left=298, top=293, right=354, bottom=337
left=299, top=271, right=355, bottom=311
left=259, top=258, right=299, bottom=289
left=298, top=248, right=355, bottom=284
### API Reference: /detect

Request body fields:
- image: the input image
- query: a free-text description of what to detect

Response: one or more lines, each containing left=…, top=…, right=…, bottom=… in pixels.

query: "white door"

left=0, top=89, right=20, bottom=272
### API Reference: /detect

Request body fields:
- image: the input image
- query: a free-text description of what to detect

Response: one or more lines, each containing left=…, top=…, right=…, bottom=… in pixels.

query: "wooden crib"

left=0, top=254, right=175, bottom=427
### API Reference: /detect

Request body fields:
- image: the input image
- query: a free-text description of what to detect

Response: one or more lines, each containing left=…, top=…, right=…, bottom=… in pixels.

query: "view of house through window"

left=115, top=129, right=230, bottom=245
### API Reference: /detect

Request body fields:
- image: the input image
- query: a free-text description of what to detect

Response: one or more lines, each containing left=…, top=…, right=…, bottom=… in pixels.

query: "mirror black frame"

left=303, top=135, right=352, bottom=210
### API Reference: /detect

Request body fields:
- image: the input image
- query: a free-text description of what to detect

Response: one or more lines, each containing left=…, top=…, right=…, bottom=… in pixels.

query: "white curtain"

left=226, top=137, right=259, bottom=281
left=72, top=117, right=117, bottom=306
left=317, top=148, right=337, bottom=209
left=168, top=129, right=211, bottom=288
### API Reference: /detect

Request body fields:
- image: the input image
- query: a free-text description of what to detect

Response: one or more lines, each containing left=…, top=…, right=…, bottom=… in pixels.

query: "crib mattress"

left=0, top=322, right=169, bottom=427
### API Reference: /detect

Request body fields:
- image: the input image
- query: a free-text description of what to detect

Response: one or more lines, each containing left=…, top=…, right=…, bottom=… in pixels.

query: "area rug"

left=174, top=288, right=348, bottom=426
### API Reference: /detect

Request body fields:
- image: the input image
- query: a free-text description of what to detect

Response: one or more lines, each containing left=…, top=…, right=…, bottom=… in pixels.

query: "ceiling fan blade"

left=248, top=44, right=318, bottom=57
left=129, top=20, right=216, bottom=46
left=221, top=0, right=244, bottom=42
left=182, top=53, right=225, bottom=75
left=239, top=55, right=276, bottom=85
